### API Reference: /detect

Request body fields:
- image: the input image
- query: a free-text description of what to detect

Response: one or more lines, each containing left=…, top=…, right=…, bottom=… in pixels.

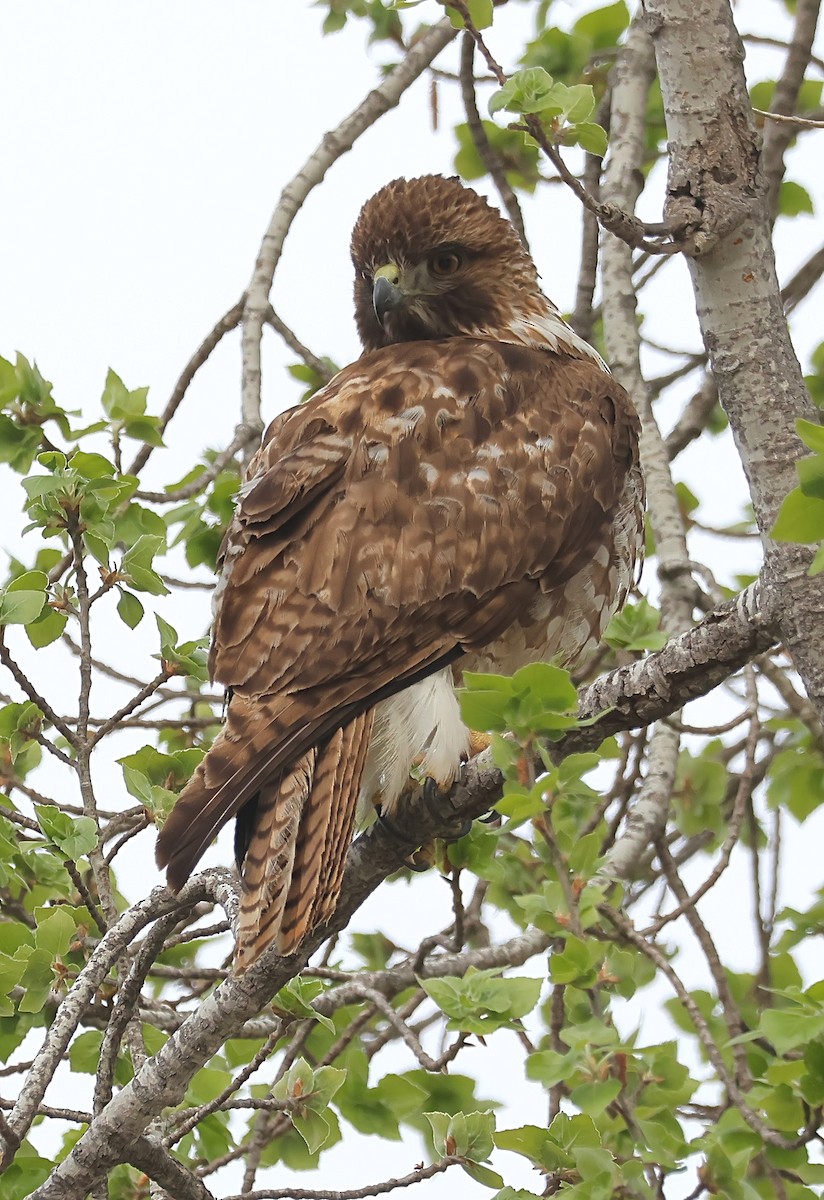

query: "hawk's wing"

left=156, top=337, right=639, bottom=960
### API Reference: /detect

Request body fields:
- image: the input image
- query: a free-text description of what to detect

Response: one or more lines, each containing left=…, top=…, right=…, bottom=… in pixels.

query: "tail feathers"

left=234, top=710, right=373, bottom=971
left=156, top=692, right=297, bottom=893
left=311, top=710, right=373, bottom=930
left=155, top=686, right=375, bottom=971
left=235, top=751, right=316, bottom=971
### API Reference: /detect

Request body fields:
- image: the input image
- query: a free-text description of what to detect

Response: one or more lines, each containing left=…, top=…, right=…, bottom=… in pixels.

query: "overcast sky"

left=2, top=2, right=823, bottom=1195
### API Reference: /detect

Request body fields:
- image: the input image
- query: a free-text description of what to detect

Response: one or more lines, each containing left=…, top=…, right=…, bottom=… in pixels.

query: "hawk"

left=156, top=175, right=644, bottom=970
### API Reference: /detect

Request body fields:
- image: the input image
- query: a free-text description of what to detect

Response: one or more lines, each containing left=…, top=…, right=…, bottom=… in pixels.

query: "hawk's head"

left=351, top=175, right=545, bottom=352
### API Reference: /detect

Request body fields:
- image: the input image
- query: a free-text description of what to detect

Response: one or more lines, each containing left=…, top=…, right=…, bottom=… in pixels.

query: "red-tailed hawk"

left=156, top=175, right=644, bottom=970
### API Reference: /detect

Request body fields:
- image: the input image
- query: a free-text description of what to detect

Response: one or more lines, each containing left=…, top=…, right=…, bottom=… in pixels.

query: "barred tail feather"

left=235, top=751, right=316, bottom=971
left=235, top=711, right=373, bottom=969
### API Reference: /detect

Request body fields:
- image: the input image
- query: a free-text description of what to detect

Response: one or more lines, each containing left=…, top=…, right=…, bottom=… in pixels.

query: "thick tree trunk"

left=643, top=0, right=824, bottom=720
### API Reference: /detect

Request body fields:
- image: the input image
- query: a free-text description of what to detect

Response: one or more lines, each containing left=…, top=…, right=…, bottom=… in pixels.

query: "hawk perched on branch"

left=156, top=175, right=644, bottom=970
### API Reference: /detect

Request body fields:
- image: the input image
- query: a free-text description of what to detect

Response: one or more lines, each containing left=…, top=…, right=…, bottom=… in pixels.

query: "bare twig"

left=127, top=300, right=245, bottom=478
left=224, top=1157, right=463, bottom=1200
left=135, top=425, right=253, bottom=505
left=458, top=32, right=529, bottom=250
left=0, top=631, right=78, bottom=747
left=263, top=305, right=336, bottom=382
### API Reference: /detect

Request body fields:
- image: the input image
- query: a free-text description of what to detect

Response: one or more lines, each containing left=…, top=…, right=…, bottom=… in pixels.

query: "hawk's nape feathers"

left=156, top=174, right=644, bottom=970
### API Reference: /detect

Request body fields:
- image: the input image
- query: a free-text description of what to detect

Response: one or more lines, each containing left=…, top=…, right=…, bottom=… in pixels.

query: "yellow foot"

left=468, top=729, right=493, bottom=757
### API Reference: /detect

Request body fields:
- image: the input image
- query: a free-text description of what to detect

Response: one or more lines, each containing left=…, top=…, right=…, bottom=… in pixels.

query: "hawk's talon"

left=375, top=804, right=416, bottom=847
left=404, top=850, right=434, bottom=873
left=421, top=775, right=473, bottom=841
left=479, top=809, right=501, bottom=826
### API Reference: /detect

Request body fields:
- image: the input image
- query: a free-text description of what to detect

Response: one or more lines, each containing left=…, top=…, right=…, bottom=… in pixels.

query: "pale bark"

left=643, top=0, right=824, bottom=722
left=600, top=20, right=692, bottom=874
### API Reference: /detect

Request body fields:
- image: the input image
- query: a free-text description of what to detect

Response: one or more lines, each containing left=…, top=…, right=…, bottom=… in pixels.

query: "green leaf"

left=424, top=1111, right=451, bottom=1155
left=573, top=0, right=630, bottom=46
left=17, top=946, right=56, bottom=1013
left=797, top=418, right=824, bottom=454
left=778, top=180, right=814, bottom=217
left=761, top=1002, right=824, bottom=1053
left=445, top=0, right=493, bottom=30
left=34, top=906, right=77, bottom=957
left=772, top=486, right=824, bottom=543
left=116, top=590, right=144, bottom=629
left=462, top=1161, right=504, bottom=1187
left=0, top=1147, right=53, bottom=1200
left=490, top=68, right=565, bottom=117
left=571, top=1078, right=622, bottom=1116
left=491, top=1190, right=542, bottom=1200
left=549, top=935, right=602, bottom=986
left=459, top=687, right=510, bottom=733
left=123, top=415, right=165, bottom=446
left=7, top=570, right=48, bottom=594
left=494, top=1124, right=560, bottom=1167
left=185, top=1065, right=233, bottom=1106
left=273, top=977, right=335, bottom=1031
left=0, top=950, right=29, bottom=1004
left=26, top=607, right=68, bottom=649
left=798, top=453, right=824, bottom=500
left=768, top=743, right=824, bottom=821
left=421, top=968, right=542, bottom=1034
left=604, top=597, right=667, bottom=651
left=70, top=1029, right=104, bottom=1073
left=571, top=122, right=608, bottom=156
left=121, top=534, right=169, bottom=595
left=0, top=590, right=47, bottom=625
left=292, top=1108, right=332, bottom=1154
left=34, top=805, right=98, bottom=859
left=511, top=662, right=578, bottom=711
left=101, top=368, right=150, bottom=421
left=454, top=121, right=541, bottom=193
left=69, top=450, right=117, bottom=479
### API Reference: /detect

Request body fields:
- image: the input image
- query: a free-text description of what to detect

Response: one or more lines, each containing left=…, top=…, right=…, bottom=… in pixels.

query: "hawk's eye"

left=429, top=250, right=462, bottom=277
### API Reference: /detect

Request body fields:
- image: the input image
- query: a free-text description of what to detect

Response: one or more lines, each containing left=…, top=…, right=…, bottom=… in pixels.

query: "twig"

left=755, top=107, right=824, bottom=129
left=446, top=1, right=680, bottom=255
left=90, top=670, right=172, bottom=745
left=63, top=857, right=108, bottom=935
left=0, top=631, right=78, bottom=747
left=225, top=1156, right=463, bottom=1200
left=742, top=33, right=824, bottom=76
left=569, top=100, right=607, bottom=341
left=458, top=32, right=529, bottom=250
left=127, top=300, right=245, bottom=478
left=164, top=1029, right=281, bottom=1148
left=603, top=906, right=822, bottom=1150
left=5, top=872, right=235, bottom=1163
left=781, top=241, right=824, bottom=313
left=263, top=305, right=336, bottom=382
left=135, top=425, right=253, bottom=505
left=665, top=375, right=719, bottom=459
left=349, top=985, right=467, bottom=1072
left=759, top=0, right=823, bottom=222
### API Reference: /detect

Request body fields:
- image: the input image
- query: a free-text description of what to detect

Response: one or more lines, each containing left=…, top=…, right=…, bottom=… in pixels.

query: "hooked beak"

left=373, top=266, right=404, bottom=327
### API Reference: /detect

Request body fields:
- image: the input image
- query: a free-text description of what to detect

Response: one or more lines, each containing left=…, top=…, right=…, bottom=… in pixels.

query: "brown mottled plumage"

left=156, top=175, right=644, bottom=970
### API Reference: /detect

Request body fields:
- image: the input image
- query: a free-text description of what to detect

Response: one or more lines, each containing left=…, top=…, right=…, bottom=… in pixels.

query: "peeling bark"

left=643, top=0, right=824, bottom=721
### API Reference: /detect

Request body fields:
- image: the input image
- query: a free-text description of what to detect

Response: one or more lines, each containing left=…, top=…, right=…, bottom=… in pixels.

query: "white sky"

left=1, top=1, right=823, bottom=1196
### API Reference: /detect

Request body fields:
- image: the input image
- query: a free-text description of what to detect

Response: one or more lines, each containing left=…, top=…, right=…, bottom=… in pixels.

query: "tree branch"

left=645, top=0, right=824, bottom=723
left=759, top=0, right=821, bottom=222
